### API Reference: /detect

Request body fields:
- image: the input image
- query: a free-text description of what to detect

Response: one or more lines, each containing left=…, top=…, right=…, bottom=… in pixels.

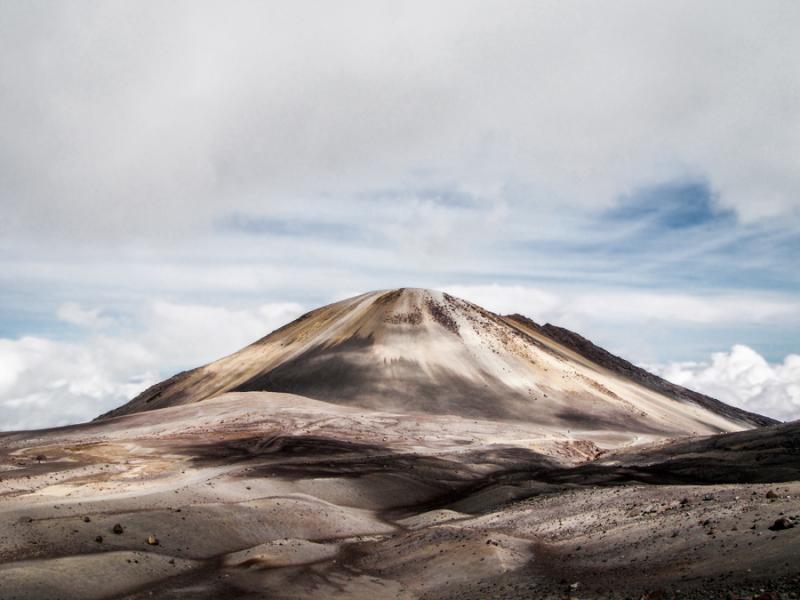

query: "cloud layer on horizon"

left=651, top=346, right=800, bottom=422
left=0, top=301, right=302, bottom=429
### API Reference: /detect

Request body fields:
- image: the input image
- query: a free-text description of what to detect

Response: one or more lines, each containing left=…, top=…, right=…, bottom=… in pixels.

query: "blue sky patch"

left=608, top=181, right=735, bottom=230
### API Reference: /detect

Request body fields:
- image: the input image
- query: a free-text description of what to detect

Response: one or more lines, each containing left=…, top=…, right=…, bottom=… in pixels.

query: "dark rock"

left=95, top=535, right=103, bottom=543
left=112, top=523, right=124, bottom=534
left=768, top=517, right=795, bottom=531
left=766, top=490, right=779, bottom=499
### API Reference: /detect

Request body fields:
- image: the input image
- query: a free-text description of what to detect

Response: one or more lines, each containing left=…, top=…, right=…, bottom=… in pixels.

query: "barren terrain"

left=1, top=289, right=796, bottom=599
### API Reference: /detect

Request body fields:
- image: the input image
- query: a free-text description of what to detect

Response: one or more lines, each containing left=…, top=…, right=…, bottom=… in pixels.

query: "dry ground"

left=1, top=392, right=798, bottom=599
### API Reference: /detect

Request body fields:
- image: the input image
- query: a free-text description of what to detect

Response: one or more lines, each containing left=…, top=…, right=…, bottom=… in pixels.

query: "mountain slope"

left=99, top=288, right=772, bottom=440
left=504, top=314, right=775, bottom=427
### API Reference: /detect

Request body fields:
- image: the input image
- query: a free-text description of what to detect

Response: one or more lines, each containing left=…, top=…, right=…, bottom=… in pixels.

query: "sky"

left=1, top=1, right=799, bottom=429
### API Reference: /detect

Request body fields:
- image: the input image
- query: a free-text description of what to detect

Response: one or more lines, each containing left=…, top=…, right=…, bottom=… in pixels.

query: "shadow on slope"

left=444, top=420, right=800, bottom=515
left=231, top=334, right=532, bottom=420
left=175, top=433, right=566, bottom=514
left=567, top=418, right=800, bottom=485
left=232, top=334, right=677, bottom=436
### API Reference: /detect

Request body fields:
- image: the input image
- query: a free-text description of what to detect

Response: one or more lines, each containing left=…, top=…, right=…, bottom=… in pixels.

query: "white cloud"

left=57, top=302, right=113, bottom=329
left=565, top=292, right=798, bottom=325
left=0, top=335, right=158, bottom=430
left=651, top=345, right=800, bottom=422
left=141, top=300, right=303, bottom=367
left=442, top=283, right=799, bottom=326
left=1, top=1, right=799, bottom=247
left=0, top=300, right=303, bottom=430
left=443, top=284, right=562, bottom=319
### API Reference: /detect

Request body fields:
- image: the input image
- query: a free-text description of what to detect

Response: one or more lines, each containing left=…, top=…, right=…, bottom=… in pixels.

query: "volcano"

left=1, top=288, right=796, bottom=600
left=102, top=288, right=771, bottom=442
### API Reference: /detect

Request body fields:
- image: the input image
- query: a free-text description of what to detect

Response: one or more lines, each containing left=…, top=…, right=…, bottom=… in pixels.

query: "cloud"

left=564, top=292, right=797, bottom=326
left=442, top=284, right=799, bottom=327
left=650, top=345, right=800, bottom=422
left=442, top=285, right=562, bottom=319
left=0, top=335, right=158, bottom=430
left=57, top=302, right=113, bottom=329
left=0, top=300, right=303, bottom=430
left=0, top=5, right=797, bottom=429
left=141, top=300, right=303, bottom=368
left=1, top=5, right=798, bottom=347
left=1, top=1, right=800, bottom=249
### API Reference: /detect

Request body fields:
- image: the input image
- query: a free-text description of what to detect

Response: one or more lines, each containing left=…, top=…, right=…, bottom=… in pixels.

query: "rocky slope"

left=99, top=288, right=771, bottom=445
left=506, top=314, right=775, bottom=427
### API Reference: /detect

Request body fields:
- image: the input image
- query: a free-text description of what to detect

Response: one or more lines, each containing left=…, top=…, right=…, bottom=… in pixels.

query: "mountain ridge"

left=504, top=313, right=777, bottom=427
left=98, top=288, right=773, bottom=441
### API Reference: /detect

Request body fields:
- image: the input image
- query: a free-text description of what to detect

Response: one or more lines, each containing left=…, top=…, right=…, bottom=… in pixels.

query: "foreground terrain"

left=1, top=392, right=798, bottom=599
left=1, top=289, right=796, bottom=599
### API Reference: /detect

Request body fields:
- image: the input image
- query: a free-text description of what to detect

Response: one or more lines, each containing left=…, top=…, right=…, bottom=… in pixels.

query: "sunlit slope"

left=100, top=288, right=771, bottom=438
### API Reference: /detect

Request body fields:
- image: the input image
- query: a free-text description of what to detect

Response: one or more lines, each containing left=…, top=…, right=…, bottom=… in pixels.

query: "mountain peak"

left=99, top=289, right=773, bottom=442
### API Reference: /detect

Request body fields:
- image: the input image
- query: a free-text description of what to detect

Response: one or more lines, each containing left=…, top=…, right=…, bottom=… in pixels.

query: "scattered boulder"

left=766, top=490, right=778, bottom=499
left=95, top=536, right=103, bottom=543
left=768, top=517, right=795, bottom=531
left=112, top=523, right=124, bottom=534
left=147, top=534, right=159, bottom=546
left=83, top=516, right=91, bottom=523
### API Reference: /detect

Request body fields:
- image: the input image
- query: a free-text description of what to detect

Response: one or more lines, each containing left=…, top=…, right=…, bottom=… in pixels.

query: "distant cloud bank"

left=0, top=300, right=302, bottom=429
left=651, top=346, right=800, bottom=422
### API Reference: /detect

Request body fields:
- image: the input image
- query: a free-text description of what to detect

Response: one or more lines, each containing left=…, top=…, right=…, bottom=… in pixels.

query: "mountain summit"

left=101, top=288, right=772, bottom=439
